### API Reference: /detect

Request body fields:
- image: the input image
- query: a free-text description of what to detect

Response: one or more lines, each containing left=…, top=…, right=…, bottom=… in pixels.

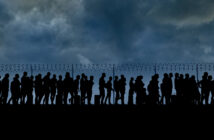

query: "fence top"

left=0, top=63, right=214, bottom=73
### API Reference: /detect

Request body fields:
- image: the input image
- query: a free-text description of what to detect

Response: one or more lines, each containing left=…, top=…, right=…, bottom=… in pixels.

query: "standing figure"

left=87, top=76, right=94, bottom=105
left=35, top=74, right=43, bottom=105
left=135, top=76, right=146, bottom=105
left=56, top=75, right=64, bottom=105
left=119, top=75, right=126, bottom=105
left=70, top=75, right=80, bottom=105
left=128, top=77, right=135, bottom=105
left=21, top=72, right=28, bottom=104
left=114, top=76, right=120, bottom=105
left=99, top=73, right=106, bottom=105
left=104, top=77, right=113, bottom=105
left=50, top=74, right=57, bottom=105
left=0, top=76, right=2, bottom=103
left=26, top=76, right=34, bottom=104
left=166, top=73, right=173, bottom=104
left=190, top=76, right=200, bottom=105
left=43, top=72, right=51, bottom=105
left=178, top=74, right=185, bottom=104
left=63, top=72, right=72, bottom=105
left=80, top=74, right=86, bottom=105
left=1, top=74, right=9, bottom=104
left=9, top=74, right=20, bottom=105
left=211, top=79, right=214, bottom=105
left=174, top=73, right=180, bottom=97
left=148, top=74, right=160, bottom=105
left=199, top=72, right=209, bottom=105
left=160, top=74, right=168, bottom=105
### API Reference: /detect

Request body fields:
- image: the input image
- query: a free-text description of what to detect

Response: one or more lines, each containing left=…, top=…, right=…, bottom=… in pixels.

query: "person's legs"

left=108, top=93, right=111, bottom=105
left=3, top=92, right=8, bottom=104
left=116, top=91, right=120, bottom=104
left=44, top=90, right=50, bottom=105
left=100, top=89, right=105, bottom=104
left=104, top=94, right=108, bottom=104
left=121, top=93, right=124, bottom=105
left=88, top=91, right=92, bottom=105
left=128, top=95, right=133, bottom=105
left=51, top=93, right=54, bottom=104
left=39, top=94, right=44, bottom=105
left=205, top=93, right=209, bottom=105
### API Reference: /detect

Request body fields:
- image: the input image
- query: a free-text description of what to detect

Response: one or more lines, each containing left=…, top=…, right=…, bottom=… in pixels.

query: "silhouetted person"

left=43, top=72, right=51, bottom=105
left=190, top=76, right=200, bottom=105
left=199, top=72, right=209, bottom=105
left=70, top=75, right=80, bottom=105
left=174, top=73, right=180, bottom=97
left=56, top=75, right=64, bottom=105
left=9, top=74, right=20, bottom=105
left=167, top=73, right=173, bottom=104
left=50, top=74, right=57, bottom=105
left=206, top=75, right=212, bottom=105
left=0, top=76, right=2, bottom=103
left=80, top=74, right=86, bottom=105
left=114, top=76, right=120, bottom=105
left=21, top=72, right=28, bottom=104
left=35, top=74, right=43, bottom=105
left=183, top=74, right=191, bottom=104
left=119, top=75, right=126, bottom=105
left=178, top=74, right=184, bottom=104
left=160, top=73, right=169, bottom=105
left=63, top=72, right=72, bottom=105
left=104, top=77, right=113, bottom=105
left=26, top=75, right=34, bottom=104
left=211, top=79, right=214, bottom=105
left=1, top=74, right=9, bottom=104
left=135, top=76, right=146, bottom=105
left=148, top=74, right=160, bottom=105
left=99, top=73, right=106, bottom=105
left=87, top=76, right=94, bottom=105
left=160, top=73, right=173, bottom=105
left=128, top=77, right=135, bottom=105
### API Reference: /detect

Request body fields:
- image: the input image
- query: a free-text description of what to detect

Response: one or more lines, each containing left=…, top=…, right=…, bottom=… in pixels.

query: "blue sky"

left=1, top=0, right=214, bottom=64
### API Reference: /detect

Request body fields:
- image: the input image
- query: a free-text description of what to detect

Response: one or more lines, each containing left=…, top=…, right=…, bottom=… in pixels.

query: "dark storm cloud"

left=147, top=0, right=214, bottom=27
left=0, top=0, right=214, bottom=64
left=82, top=0, right=149, bottom=62
left=0, top=2, right=13, bottom=27
left=0, top=1, right=14, bottom=62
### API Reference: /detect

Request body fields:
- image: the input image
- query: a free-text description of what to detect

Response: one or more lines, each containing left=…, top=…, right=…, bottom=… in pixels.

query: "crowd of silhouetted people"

left=0, top=71, right=213, bottom=106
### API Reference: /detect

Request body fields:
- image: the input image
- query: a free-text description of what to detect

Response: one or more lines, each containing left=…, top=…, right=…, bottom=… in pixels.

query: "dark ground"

left=1, top=104, right=214, bottom=113
left=1, top=104, right=214, bottom=129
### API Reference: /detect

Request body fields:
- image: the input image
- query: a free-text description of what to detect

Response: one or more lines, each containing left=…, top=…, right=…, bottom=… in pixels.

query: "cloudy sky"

left=0, top=0, right=214, bottom=64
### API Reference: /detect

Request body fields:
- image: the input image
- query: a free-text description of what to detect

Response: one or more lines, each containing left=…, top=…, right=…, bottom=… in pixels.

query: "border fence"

left=0, top=63, right=213, bottom=74
left=0, top=63, right=214, bottom=105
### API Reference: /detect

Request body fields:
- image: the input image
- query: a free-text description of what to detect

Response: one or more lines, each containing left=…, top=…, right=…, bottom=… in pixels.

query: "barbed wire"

left=0, top=64, right=214, bottom=76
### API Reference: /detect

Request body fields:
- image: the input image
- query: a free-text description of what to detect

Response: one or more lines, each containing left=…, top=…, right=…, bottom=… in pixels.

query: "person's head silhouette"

left=15, top=74, right=19, bottom=79
left=5, top=73, right=9, bottom=78
left=102, top=73, right=106, bottom=78
left=23, top=72, right=27, bottom=77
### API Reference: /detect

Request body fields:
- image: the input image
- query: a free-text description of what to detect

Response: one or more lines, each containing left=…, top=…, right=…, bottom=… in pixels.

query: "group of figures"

left=0, top=71, right=213, bottom=105
left=0, top=72, right=95, bottom=105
